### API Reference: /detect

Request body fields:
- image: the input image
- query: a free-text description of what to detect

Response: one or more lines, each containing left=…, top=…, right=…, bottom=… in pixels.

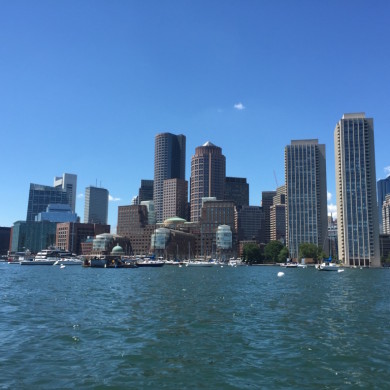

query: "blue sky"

left=1, top=0, right=390, bottom=230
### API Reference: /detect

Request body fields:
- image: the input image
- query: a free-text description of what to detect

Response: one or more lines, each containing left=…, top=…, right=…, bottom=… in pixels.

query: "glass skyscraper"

left=84, top=186, right=109, bottom=225
left=285, top=139, right=328, bottom=259
left=334, top=113, right=380, bottom=267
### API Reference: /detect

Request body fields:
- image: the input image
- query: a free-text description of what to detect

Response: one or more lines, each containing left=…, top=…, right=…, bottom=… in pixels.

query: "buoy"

left=60, top=264, right=66, bottom=269
left=277, top=271, right=284, bottom=277
left=337, top=269, right=344, bottom=273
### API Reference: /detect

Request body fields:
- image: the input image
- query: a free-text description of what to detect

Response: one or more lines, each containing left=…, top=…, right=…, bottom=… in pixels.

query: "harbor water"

left=1, top=264, right=390, bottom=389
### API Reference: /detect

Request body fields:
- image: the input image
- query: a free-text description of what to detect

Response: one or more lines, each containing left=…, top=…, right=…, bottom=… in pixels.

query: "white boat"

left=316, top=262, right=340, bottom=271
left=280, top=262, right=298, bottom=268
left=185, top=260, right=213, bottom=267
left=20, top=246, right=76, bottom=265
left=53, top=258, right=83, bottom=266
left=136, top=259, right=165, bottom=267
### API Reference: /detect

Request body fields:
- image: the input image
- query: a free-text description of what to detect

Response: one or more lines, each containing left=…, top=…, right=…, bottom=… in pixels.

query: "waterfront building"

left=216, top=225, right=233, bottom=261
left=224, top=177, right=249, bottom=209
left=154, top=133, right=186, bottom=223
left=285, top=139, right=328, bottom=259
left=84, top=186, right=109, bottom=225
left=10, top=220, right=57, bottom=253
left=56, top=222, right=110, bottom=254
left=199, top=199, right=237, bottom=258
left=190, top=142, right=226, bottom=222
left=138, top=180, right=154, bottom=203
left=117, top=205, right=148, bottom=236
left=335, top=113, right=380, bottom=267
left=380, top=234, right=390, bottom=263
left=261, top=191, right=276, bottom=244
left=54, top=173, right=77, bottom=213
left=270, top=185, right=286, bottom=243
left=0, top=227, right=11, bottom=255
left=237, top=205, right=263, bottom=243
left=140, top=201, right=156, bottom=225
left=163, top=178, right=188, bottom=221
left=91, top=233, right=131, bottom=256
left=377, top=176, right=390, bottom=233
left=26, top=183, right=69, bottom=222
left=383, top=194, right=390, bottom=235
left=35, top=204, right=78, bottom=223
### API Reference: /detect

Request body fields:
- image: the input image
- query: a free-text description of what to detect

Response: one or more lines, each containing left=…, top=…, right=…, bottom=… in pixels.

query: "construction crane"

left=273, top=170, right=279, bottom=189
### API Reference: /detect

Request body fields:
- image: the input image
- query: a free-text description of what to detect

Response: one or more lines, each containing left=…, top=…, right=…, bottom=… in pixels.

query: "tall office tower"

left=54, top=173, right=77, bottom=213
left=377, top=176, right=390, bottom=233
left=26, top=183, right=69, bottom=222
left=138, top=180, right=154, bottom=203
left=270, top=185, right=286, bottom=242
left=383, top=195, right=390, bottom=234
left=261, top=191, right=276, bottom=244
left=224, top=177, right=249, bottom=209
left=190, top=142, right=226, bottom=222
left=84, top=186, right=109, bottom=225
left=154, top=133, right=186, bottom=223
left=335, top=113, right=380, bottom=267
left=163, top=178, right=188, bottom=221
left=285, top=139, right=328, bottom=259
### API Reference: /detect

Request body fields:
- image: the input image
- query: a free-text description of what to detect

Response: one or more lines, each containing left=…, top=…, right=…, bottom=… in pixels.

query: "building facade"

left=237, top=205, right=263, bottom=243
left=377, top=176, right=390, bottom=233
left=224, top=177, right=249, bottom=209
left=190, top=142, right=226, bottom=222
left=26, top=183, right=69, bottom=222
left=335, top=113, right=380, bottom=267
left=285, top=139, right=328, bottom=259
left=35, top=204, right=78, bottom=223
left=154, top=133, right=186, bottom=223
left=270, top=185, right=286, bottom=243
left=261, top=191, right=276, bottom=244
left=0, top=227, right=11, bottom=255
left=138, top=179, right=154, bottom=203
left=54, top=173, right=77, bottom=213
left=163, top=178, right=188, bottom=221
left=117, top=205, right=149, bottom=236
left=84, top=186, right=109, bottom=225
left=383, top=194, right=390, bottom=235
left=56, top=222, right=110, bottom=254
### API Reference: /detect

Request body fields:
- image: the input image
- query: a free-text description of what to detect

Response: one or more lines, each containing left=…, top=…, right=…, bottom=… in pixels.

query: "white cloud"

left=234, top=102, right=245, bottom=110
left=384, top=166, right=390, bottom=177
left=77, top=193, right=84, bottom=198
left=327, top=192, right=332, bottom=201
left=328, top=203, right=337, bottom=219
left=109, top=195, right=121, bottom=202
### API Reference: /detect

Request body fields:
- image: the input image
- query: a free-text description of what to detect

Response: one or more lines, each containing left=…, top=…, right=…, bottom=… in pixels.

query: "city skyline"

left=1, top=1, right=390, bottom=229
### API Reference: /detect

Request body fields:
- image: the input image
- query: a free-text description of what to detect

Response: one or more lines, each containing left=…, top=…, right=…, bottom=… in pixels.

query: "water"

left=1, top=264, right=390, bottom=389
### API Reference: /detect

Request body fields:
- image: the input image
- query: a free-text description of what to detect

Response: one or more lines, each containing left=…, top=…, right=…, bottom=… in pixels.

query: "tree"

left=242, top=243, right=263, bottom=264
left=278, top=246, right=289, bottom=263
left=264, top=240, right=284, bottom=263
left=298, top=242, right=325, bottom=263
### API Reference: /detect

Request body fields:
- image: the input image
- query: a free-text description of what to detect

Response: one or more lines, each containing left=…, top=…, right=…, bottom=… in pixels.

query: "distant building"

left=383, top=194, right=390, bottom=235
left=53, top=173, right=77, bottom=213
left=56, top=222, right=110, bottom=254
left=335, top=113, right=380, bottom=267
left=154, top=133, right=186, bottom=223
left=237, top=205, right=263, bottom=243
left=117, top=205, right=148, bottom=236
left=35, top=204, right=78, bottom=223
left=262, top=191, right=276, bottom=244
left=190, top=142, right=226, bottom=222
left=138, top=179, right=154, bottom=203
left=270, top=185, right=286, bottom=243
left=163, top=178, right=188, bottom=221
left=0, top=227, right=11, bottom=255
left=377, top=176, right=390, bottom=233
left=84, top=186, right=109, bottom=225
left=26, top=183, right=69, bottom=222
left=285, top=139, right=328, bottom=259
left=140, top=201, right=156, bottom=225
left=224, top=177, right=249, bottom=209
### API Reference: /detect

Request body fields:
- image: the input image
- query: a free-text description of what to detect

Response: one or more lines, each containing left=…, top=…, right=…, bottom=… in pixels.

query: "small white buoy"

left=337, top=269, right=344, bottom=273
left=60, top=264, right=66, bottom=269
left=277, top=271, right=284, bottom=277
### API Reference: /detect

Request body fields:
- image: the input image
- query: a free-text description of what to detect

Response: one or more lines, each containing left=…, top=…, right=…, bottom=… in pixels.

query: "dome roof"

left=203, top=141, right=215, bottom=147
left=163, top=216, right=187, bottom=225
left=111, top=244, right=124, bottom=254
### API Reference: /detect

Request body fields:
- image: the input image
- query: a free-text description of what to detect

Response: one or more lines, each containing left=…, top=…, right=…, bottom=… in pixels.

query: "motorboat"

left=316, top=262, right=340, bottom=271
left=136, top=259, right=165, bottom=267
left=185, top=260, right=213, bottom=267
left=53, top=258, right=84, bottom=266
left=21, top=246, right=76, bottom=265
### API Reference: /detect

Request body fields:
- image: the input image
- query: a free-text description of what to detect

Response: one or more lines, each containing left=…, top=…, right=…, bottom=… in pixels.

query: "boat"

left=53, top=258, right=84, bottom=266
left=136, top=259, right=165, bottom=267
left=280, top=261, right=298, bottom=268
left=185, top=260, right=213, bottom=267
left=20, top=246, right=75, bottom=265
left=316, top=261, right=340, bottom=271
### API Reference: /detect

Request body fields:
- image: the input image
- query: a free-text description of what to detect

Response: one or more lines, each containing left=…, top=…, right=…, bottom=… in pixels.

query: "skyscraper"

left=154, top=133, right=186, bottom=223
left=261, top=191, right=276, bottom=244
left=224, top=177, right=249, bottom=209
left=163, top=178, right=188, bottom=221
left=285, top=139, right=328, bottom=259
left=54, top=173, right=77, bottom=213
left=190, top=141, right=226, bottom=222
left=335, top=113, right=380, bottom=267
left=84, top=186, right=109, bottom=225
left=377, top=176, right=390, bottom=233
left=26, top=183, right=69, bottom=222
left=138, top=179, right=154, bottom=203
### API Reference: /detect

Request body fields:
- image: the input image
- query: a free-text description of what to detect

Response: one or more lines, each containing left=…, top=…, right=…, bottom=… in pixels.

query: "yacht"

left=20, top=247, right=75, bottom=265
